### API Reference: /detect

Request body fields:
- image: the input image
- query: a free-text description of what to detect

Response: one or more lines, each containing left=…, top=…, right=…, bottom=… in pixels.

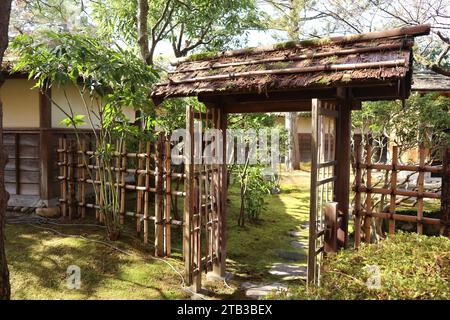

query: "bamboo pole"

left=388, top=146, right=398, bottom=234
left=163, top=59, right=406, bottom=85
left=353, top=135, right=362, bottom=248
left=68, top=140, right=76, bottom=220
left=143, top=141, right=151, bottom=244
left=417, top=146, right=425, bottom=234
left=442, top=148, right=450, bottom=236
left=364, top=143, right=372, bottom=243
left=80, top=139, right=86, bottom=219
left=136, top=141, right=144, bottom=237
left=59, top=138, right=67, bottom=217
left=120, top=140, right=127, bottom=225
left=155, top=136, right=165, bottom=256
left=164, top=138, right=172, bottom=256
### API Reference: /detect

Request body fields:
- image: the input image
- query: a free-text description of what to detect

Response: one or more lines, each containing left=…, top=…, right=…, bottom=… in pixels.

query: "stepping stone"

left=288, top=230, right=302, bottom=237
left=277, top=250, right=306, bottom=262
left=241, top=282, right=288, bottom=299
left=300, top=222, right=310, bottom=229
left=290, top=240, right=307, bottom=249
left=269, top=263, right=307, bottom=280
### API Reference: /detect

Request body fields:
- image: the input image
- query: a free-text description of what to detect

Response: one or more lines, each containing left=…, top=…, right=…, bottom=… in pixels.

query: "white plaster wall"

left=1, top=78, right=40, bottom=127
left=51, top=84, right=135, bottom=128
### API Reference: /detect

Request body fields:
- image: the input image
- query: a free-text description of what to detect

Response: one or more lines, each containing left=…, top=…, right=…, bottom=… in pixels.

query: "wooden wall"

left=4, top=131, right=41, bottom=206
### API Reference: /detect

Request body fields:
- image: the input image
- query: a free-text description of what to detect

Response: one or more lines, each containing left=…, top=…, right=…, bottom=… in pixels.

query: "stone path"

left=242, top=282, right=288, bottom=299
left=242, top=226, right=308, bottom=299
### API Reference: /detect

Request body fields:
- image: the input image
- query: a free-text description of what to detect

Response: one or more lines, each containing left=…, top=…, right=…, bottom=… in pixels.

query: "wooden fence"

left=57, top=135, right=184, bottom=256
left=56, top=106, right=224, bottom=291
left=352, top=136, right=450, bottom=247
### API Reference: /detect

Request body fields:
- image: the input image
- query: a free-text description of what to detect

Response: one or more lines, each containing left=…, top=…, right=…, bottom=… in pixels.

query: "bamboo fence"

left=57, top=135, right=185, bottom=257
left=352, top=137, right=450, bottom=247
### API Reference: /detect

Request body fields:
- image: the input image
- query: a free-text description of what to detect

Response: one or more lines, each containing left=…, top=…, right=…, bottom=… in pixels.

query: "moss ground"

left=6, top=169, right=311, bottom=300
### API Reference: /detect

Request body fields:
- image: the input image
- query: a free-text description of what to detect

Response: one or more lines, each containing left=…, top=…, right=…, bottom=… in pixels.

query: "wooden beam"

left=308, top=98, right=319, bottom=284
left=199, top=88, right=338, bottom=104
left=39, top=87, right=52, bottom=203
left=184, top=105, right=195, bottom=287
left=334, top=87, right=352, bottom=248
left=225, top=100, right=312, bottom=113
left=213, top=105, right=228, bottom=278
left=442, top=148, right=450, bottom=236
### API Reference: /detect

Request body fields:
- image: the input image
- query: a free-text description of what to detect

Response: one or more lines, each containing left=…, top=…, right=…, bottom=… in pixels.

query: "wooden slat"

left=353, top=135, right=362, bottom=248
left=417, top=146, right=425, bottom=234
left=388, top=146, right=398, bottom=234
left=308, top=98, right=319, bottom=284
left=184, top=106, right=195, bottom=286
left=155, top=137, right=164, bottom=256
left=165, top=138, right=172, bottom=256
left=364, top=143, right=372, bottom=243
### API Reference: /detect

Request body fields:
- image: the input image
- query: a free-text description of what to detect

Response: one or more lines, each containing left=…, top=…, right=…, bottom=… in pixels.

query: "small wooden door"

left=308, top=99, right=338, bottom=285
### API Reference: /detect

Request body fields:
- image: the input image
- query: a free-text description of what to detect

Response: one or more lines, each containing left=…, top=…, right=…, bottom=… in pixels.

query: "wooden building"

left=0, top=62, right=135, bottom=208
left=151, top=25, right=430, bottom=287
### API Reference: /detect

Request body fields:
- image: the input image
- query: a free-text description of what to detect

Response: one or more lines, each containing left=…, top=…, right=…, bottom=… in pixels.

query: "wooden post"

left=364, top=143, right=372, bottom=243
left=79, top=139, right=86, bottom=219
left=136, top=141, right=144, bottom=237
left=68, top=141, right=76, bottom=220
left=143, top=141, right=151, bottom=244
left=94, top=148, right=101, bottom=221
left=441, top=148, right=450, bottom=236
left=308, top=98, right=319, bottom=284
left=184, top=105, right=195, bottom=286
left=335, top=88, right=352, bottom=248
left=213, top=105, right=228, bottom=278
left=388, top=146, right=398, bottom=234
left=59, top=138, right=67, bottom=217
left=120, top=141, right=127, bottom=225
left=155, top=136, right=165, bottom=256
left=39, top=88, right=52, bottom=205
left=417, top=146, right=425, bottom=234
left=353, top=134, right=362, bottom=248
left=164, top=138, right=172, bottom=256
left=115, top=139, right=122, bottom=224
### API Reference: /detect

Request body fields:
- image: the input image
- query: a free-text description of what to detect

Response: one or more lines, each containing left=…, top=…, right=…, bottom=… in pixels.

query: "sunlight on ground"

left=6, top=168, right=312, bottom=300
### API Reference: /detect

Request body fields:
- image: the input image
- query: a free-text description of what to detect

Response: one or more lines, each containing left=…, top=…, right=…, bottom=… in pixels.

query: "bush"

left=277, top=232, right=450, bottom=300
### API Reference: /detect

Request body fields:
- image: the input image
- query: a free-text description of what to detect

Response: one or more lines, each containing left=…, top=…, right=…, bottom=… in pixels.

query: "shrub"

left=276, top=232, right=450, bottom=300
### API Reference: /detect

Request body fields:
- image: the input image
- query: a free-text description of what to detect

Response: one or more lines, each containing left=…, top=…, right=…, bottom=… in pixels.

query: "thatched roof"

left=412, top=70, right=450, bottom=92
left=151, top=24, right=430, bottom=104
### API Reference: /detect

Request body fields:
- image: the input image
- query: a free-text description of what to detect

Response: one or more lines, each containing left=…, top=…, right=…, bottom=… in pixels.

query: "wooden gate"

left=184, top=105, right=226, bottom=291
left=308, top=99, right=338, bottom=285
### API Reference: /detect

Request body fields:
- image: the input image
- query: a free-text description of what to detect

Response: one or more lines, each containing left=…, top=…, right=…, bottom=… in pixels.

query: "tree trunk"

left=0, top=0, right=13, bottom=301
left=137, top=0, right=152, bottom=65
left=285, top=112, right=300, bottom=171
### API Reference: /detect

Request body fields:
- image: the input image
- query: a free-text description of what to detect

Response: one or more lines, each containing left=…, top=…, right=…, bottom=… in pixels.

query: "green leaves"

left=282, top=232, right=450, bottom=300
left=353, top=92, right=450, bottom=160
left=60, top=114, right=86, bottom=127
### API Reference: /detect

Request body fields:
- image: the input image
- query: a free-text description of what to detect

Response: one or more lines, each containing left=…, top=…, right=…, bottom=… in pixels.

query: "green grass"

left=225, top=171, right=310, bottom=279
left=6, top=169, right=312, bottom=300
left=7, top=222, right=189, bottom=300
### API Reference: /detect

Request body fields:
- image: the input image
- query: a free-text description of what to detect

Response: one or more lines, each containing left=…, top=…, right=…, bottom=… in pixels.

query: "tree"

left=0, top=0, right=13, bottom=301
left=93, top=0, right=262, bottom=65
left=302, top=0, right=450, bottom=77
left=266, top=0, right=307, bottom=170
left=12, top=32, right=158, bottom=240
left=228, top=113, right=285, bottom=226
